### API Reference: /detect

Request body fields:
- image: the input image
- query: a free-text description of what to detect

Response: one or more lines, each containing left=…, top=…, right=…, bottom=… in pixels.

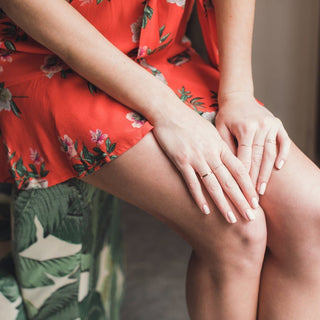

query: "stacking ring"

left=266, top=139, right=276, bottom=144
left=201, top=170, right=213, bottom=179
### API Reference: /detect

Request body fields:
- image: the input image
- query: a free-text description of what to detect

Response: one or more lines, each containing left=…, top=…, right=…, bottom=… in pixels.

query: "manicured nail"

left=276, top=159, right=284, bottom=170
left=246, top=209, right=256, bottom=221
left=252, top=197, right=259, bottom=209
left=227, top=211, right=237, bottom=224
left=259, top=182, right=267, bottom=195
left=203, top=204, right=210, bottom=215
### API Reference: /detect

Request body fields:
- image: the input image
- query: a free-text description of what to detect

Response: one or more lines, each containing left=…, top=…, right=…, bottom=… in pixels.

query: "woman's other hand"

left=152, top=103, right=259, bottom=224
left=215, top=93, right=291, bottom=195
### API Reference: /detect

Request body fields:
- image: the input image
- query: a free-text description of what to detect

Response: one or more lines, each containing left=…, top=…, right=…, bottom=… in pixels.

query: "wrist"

left=142, top=86, right=182, bottom=125
left=218, top=90, right=255, bottom=103
left=218, top=66, right=254, bottom=101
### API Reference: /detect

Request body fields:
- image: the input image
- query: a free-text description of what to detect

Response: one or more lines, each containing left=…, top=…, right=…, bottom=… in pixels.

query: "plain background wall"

left=121, top=1, right=320, bottom=319
left=253, top=0, right=320, bottom=159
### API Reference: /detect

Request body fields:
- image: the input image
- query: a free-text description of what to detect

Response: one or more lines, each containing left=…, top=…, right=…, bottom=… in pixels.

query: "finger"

left=216, top=124, right=237, bottom=155
left=250, top=131, right=268, bottom=188
left=210, top=162, right=256, bottom=222
left=180, top=165, right=211, bottom=215
left=198, top=166, right=238, bottom=224
left=221, top=147, right=259, bottom=210
left=237, top=133, right=254, bottom=172
left=257, top=129, right=278, bottom=195
left=275, top=126, right=291, bottom=170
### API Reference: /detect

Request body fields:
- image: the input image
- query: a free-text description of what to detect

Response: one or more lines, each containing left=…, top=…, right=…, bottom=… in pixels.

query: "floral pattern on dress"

left=90, top=129, right=108, bottom=145
left=201, top=111, right=216, bottom=124
left=166, top=0, right=186, bottom=8
left=140, top=59, right=167, bottom=84
left=41, top=55, right=67, bottom=79
left=126, top=112, right=146, bottom=128
left=0, top=83, right=23, bottom=117
left=5, top=143, right=49, bottom=189
left=131, top=16, right=143, bottom=43
left=167, top=49, right=191, bottom=66
left=0, top=21, right=28, bottom=43
left=0, top=0, right=221, bottom=190
left=142, top=1, right=154, bottom=29
left=177, top=86, right=218, bottom=118
left=58, top=134, right=78, bottom=159
left=138, top=25, right=173, bottom=58
left=29, top=148, right=44, bottom=166
left=78, top=0, right=93, bottom=6
left=0, top=40, right=15, bottom=73
left=58, top=130, right=118, bottom=177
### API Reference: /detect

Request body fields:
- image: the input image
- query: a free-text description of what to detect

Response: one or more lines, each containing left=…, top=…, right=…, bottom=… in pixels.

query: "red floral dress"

left=0, top=0, right=219, bottom=190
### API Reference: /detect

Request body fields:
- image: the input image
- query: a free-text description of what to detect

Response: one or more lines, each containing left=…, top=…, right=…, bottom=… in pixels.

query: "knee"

left=197, top=210, right=267, bottom=276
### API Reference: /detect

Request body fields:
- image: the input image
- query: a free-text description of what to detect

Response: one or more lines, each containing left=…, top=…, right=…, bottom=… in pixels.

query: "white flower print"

left=58, top=134, right=77, bottom=159
left=90, top=129, right=108, bottom=145
left=78, top=0, right=93, bottom=6
left=126, top=112, right=146, bottom=128
left=130, top=16, right=143, bottom=43
left=29, top=148, right=44, bottom=166
left=201, top=111, right=216, bottom=124
left=140, top=59, right=168, bottom=85
left=181, top=35, right=191, bottom=44
left=40, top=55, right=65, bottom=79
left=166, top=0, right=186, bottom=7
left=26, top=178, right=48, bottom=190
left=0, top=87, right=12, bottom=112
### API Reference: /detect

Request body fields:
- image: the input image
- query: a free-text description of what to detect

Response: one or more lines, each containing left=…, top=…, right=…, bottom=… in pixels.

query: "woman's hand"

left=152, top=103, right=259, bottom=224
left=215, top=93, right=291, bottom=195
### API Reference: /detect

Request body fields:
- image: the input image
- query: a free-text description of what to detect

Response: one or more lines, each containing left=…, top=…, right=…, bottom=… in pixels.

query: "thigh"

left=81, top=132, right=266, bottom=259
left=260, top=142, right=320, bottom=252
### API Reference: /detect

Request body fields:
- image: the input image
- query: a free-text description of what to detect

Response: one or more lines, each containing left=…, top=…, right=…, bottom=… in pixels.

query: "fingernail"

left=227, top=211, right=237, bottom=224
left=246, top=209, right=256, bottom=221
left=276, top=159, right=284, bottom=170
left=203, top=204, right=210, bottom=215
left=259, top=182, right=266, bottom=195
left=252, top=197, right=259, bottom=209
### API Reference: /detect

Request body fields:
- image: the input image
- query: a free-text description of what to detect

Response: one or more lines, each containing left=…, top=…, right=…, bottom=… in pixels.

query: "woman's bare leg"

left=81, top=132, right=266, bottom=320
left=258, top=143, right=320, bottom=319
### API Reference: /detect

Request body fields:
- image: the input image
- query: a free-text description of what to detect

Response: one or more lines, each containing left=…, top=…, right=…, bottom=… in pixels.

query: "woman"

left=0, top=0, right=320, bottom=319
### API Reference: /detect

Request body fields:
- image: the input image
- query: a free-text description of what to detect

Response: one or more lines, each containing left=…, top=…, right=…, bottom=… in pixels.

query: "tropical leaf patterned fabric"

left=0, top=179, right=124, bottom=319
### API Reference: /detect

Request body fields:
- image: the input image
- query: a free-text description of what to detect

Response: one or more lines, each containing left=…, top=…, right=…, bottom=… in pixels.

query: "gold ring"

left=201, top=170, right=213, bottom=179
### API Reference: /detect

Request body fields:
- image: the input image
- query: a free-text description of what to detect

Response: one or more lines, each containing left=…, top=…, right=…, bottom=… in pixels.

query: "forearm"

left=0, top=0, right=177, bottom=124
left=212, top=0, right=255, bottom=99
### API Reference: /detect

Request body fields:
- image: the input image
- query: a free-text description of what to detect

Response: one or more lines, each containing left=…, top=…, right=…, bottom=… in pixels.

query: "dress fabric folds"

left=0, top=0, right=219, bottom=190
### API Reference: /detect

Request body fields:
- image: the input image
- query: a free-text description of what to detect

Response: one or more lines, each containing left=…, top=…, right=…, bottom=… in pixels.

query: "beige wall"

left=189, top=1, right=320, bottom=159
left=253, top=0, right=320, bottom=159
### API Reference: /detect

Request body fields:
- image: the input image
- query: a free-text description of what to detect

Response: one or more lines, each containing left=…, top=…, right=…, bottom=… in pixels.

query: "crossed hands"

left=153, top=92, right=291, bottom=224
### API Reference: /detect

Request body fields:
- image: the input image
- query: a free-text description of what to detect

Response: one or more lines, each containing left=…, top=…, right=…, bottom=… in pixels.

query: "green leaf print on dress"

left=142, top=1, right=154, bottom=29
left=177, top=86, right=218, bottom=124
left=6, top=179, right=124, bottom=319
left=138, top=25, right=173, bottom=58
left=6, top=146, right=49, bottom=189
left=58, top=131, right=118, bottom=178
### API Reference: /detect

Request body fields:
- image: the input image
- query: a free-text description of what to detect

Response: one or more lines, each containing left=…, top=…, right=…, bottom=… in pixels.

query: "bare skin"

left=81, top=133, right=320, bottom=320
left=1, top=0, right=320, bottom=318
left=82, top=132, right=267, bottom=320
